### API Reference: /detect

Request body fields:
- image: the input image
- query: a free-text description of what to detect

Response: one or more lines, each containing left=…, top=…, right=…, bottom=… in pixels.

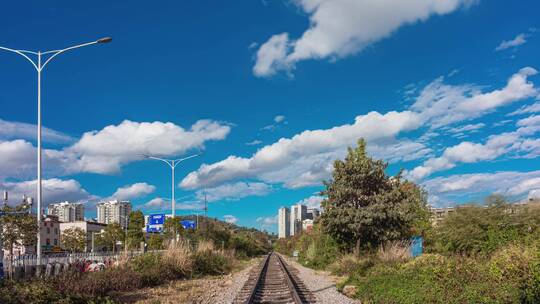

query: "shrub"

left=296, top=226, right=341, bottom=269
left=329, top=254, right=375, bottom=277
left=377, top=240, right=411, bottom=263
left=192, top=241, right=233, bottom=276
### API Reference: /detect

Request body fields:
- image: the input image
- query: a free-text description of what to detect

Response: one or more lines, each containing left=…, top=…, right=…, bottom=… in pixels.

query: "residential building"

left=306, top=208, right=320, bottom=220
left=278, top=207, right=290, bottom=239
left=290, top=204, right=307, bottom=236
left=430, top=207, right=456, bottom=225
left=47, top=201, right=84, bottom=222
left=97, top=200, right=132, bottom=228
left=40, top=215, right=62, bottom=253
left=59, top=221, right=108, bottom=252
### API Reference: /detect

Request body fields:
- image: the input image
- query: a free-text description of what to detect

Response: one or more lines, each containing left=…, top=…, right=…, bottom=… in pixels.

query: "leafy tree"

left=97, top=222, right=125, bottom=253
left=164, top=216, right=184, bottom=239
left=429, top=195, right=540, bottom=255
left=319, top=139, right=430, bottom=253
left=0, top=204, right=37, bottom=256
left=147, top=234, right=165, bottom=250
left=126, top=210, right=145, bottom=250
left=61, top=227, right=86, bottom=252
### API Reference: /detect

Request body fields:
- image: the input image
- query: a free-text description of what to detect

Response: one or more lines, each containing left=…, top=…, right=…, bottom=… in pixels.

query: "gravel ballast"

left=281, top=255, right=360, bottom=304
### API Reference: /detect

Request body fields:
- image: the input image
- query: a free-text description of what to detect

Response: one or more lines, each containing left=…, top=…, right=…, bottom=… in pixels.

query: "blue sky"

left=1, top=0, right=539, bottom=232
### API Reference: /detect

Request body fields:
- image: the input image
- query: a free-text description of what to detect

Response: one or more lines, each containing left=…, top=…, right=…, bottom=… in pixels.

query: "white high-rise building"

left=47, top=201, right=84, bottom=223
left=278, top=207, right=290, bottom=239
left=290, top=204, right=307, bottom=236
left=97, top=200, right=132, bottom=228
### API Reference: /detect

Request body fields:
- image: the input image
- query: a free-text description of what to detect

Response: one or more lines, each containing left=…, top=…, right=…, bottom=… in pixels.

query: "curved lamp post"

left=0, top=37, right=112, bottom=263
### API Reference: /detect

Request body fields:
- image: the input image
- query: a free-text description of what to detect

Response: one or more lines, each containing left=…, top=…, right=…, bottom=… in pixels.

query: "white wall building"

left=40, top=215, right=61, bottom=253
left=59, top=221, right=108, bottom=252
left=290, top=204, right=307, bottom=236
left=47, top=201, right=84, bottom=223
left=97, top=200, right=132, bottom=228
left=278, top=207, right=290, bottom=239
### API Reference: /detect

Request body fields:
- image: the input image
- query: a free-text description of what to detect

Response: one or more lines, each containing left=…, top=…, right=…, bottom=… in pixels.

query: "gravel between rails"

left=280, top=255, right=361, bottom=304
left=196, top=258, right=259, bottom=304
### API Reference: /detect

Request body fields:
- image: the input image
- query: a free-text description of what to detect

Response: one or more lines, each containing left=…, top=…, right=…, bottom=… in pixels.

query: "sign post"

left=146, top=214, right=165, bottom=233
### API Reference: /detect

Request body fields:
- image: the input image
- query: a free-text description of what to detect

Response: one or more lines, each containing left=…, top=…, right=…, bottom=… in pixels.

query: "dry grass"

left=196, top=239, right=215, bottom=252
left=162, top=240, right=194, bottom=274
left=377, top=240, right=412, bottom=263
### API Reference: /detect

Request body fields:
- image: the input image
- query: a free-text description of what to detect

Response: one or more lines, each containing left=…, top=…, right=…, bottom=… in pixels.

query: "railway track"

left=233, top=252, right=316, bottom=304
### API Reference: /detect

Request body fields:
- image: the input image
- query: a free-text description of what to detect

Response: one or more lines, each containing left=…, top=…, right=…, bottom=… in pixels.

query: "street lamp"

left=144, top=154, right=200, bottom=218
left=0, top=37, right=112, bottom=263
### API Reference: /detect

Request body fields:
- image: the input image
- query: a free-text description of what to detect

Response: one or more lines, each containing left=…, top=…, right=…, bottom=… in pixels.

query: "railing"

left=1, top=249, right=165, bottom=278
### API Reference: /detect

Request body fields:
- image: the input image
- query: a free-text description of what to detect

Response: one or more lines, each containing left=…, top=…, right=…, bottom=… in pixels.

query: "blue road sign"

left=181, top=220, right=196, bottom=230
left=149, top=214, right=165, bottom=225
left=146, top=224, right=163, bottom=233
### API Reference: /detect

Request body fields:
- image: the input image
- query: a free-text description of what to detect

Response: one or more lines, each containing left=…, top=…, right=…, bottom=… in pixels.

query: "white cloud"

left=223, top=215, right=238, bottom=224
left=196, top=182, right=272, bottom=202
left=110, top=182, right=156, bottom=201
left=246, top=140, right=263, bottom=146
left=447, top=123, right=485, bottom=134
left=295, top=195, right=325, bottom=209
left=0, top=119, right=74, bottom=144
left=254, top=0, right=472, bottom=77
left=0, top=178, right=94, bottom=207
left=495, top=33, right=527, bottom=51
left=411, top=67, right=538, bottom=128
left=181, top=110, right=421, bottom=189
left=529, top=189, right=540, bottom=199
left=509, top=101, right=540, bottom=116
left=68, top=120, right=230, bottom=174
left=141, top=197, right=203, bottom=211
left=261, top=115, right=288, bottom=132
left=256, top=215, right=278, bottom=229
left=422, top=170, right=540, bottom=206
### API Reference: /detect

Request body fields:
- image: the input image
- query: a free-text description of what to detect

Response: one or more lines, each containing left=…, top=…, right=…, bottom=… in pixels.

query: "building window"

left=46, top=238, right=50, bottom=245
left=54, top=228, right=58, bottom=235
left=47, top=227, right=50, bottom=234
left=54, top=239, right=57, bottom=246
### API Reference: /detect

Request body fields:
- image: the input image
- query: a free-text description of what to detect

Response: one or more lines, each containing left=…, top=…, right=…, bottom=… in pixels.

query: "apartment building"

left=96, top=200, right=132, bottom=228
left=278, top=207, right=291, bottom=239
left=290, top=204, right=307, bottom=236
left=47, top=201, right=84, bottom=222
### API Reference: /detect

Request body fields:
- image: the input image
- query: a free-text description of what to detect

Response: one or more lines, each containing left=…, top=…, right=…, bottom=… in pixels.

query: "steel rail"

left=276, top=253, right=304, bottom=304
left=242, top=253, right=271, bottom=304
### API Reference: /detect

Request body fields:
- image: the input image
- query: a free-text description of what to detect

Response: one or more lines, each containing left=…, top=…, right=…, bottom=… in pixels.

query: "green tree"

left=147, top=234, right=165, bottom=250
left=0, top=204, right=37, bottom=256
left=97, top=222, right=125, bottom=253
left=61, top=227, right=86, bottom=252
left=319, top=139, right=430, bottom=253
left=126, top=210, right=145, bottom=250
left=164, top=216, right=184, bottom=239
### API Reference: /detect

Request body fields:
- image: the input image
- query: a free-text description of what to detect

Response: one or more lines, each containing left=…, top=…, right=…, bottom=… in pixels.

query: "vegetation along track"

left=234, top=252, right=316, bottom=304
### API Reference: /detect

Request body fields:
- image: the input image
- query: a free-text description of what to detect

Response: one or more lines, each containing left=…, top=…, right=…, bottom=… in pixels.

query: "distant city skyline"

left=1, top=1, right=539, bottom=233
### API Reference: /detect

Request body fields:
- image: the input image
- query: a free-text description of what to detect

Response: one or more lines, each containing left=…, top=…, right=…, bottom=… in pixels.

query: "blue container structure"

left=410, top=236, right=423, bottom=257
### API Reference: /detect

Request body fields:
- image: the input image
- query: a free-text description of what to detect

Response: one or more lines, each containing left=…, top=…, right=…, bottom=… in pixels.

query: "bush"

left=329, top=254, right=375, bottom=277
left=193, top=249, right=233, bottom=276
left=295, top=226, right=341, bottom=269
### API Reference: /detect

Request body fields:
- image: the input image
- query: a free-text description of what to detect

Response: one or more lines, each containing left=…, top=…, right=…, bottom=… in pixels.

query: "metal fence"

left=1, top=250, right=165, bottom=278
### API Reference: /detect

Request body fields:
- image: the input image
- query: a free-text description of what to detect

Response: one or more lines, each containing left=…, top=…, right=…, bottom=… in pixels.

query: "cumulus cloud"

left=495, top=33, right=528, bottom=51
left=223, top=215, right=238, bottom=224
left=196, top=182, right=272, bottom=202
left=181, top=110, right=421, bottom=189
left=68, top=120, right=230, bottom=174
left=0, top=119, right=231, bottom=180
left=0, top=178, right=94, bottom=207
left=0, top=119, right=74, bottom=144
left=254, top=0, right=472, bottom=77
left=256, top=215, right=278, bottom=229
left=422, top=170, right=540, bottom=206
left=110, top=182, right=156, bottom=201
left=142, top=197, right=204, bottom=211
left=295, top=195, right=325, bottom=209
